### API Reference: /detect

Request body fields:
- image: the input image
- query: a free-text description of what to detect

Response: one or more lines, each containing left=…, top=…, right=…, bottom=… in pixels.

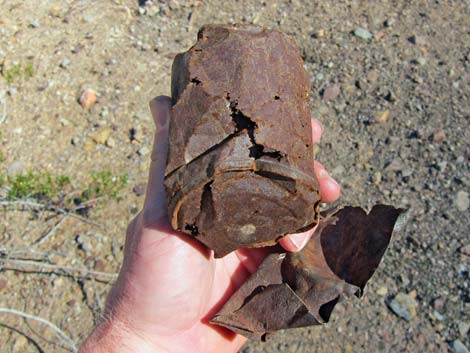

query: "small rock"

left=0, top=278, right=7, bottom=291
left=384, top=18, right=395, bottom=27
left=79, top=89, right=97, bottom=110
left=133, top=183, right=146, bottom=197
left=30, top=19, right=40, bottom=28
left=455, top=191, right=469, bottom=211
left=460, top=244, right=470, bottom=256
left=354, top=28, right=373, bottom=40
left=432, top=128, right=446, bottom=143
left=60, top=57, right=70, bottom=68
left=387, top=292, right=417, bottom=321
left=375, top=109, right=390, bottom=123
left=417, top=57, right=427, bottom=66
left=76, top=234, right=92, bottom=257
left=457, top=321, right=470, bottom=337
left=374, top=31, right=385, bottom=41
left=376, top=286, right=388, bottom=296
left=84, top=138, right=95, bottom=152
left=323, top=84, right=340, bottom=101
left=432, top=310, right=445, bottom=322
left=436, top=161, right=447, bottom=172
left=374, top=171, right=382, bottom=185
left=433, top=297, right=445, bottom=311
left=94, top=258, right=106, bottom=272
left=137, top=146, right=150, bottom=156
left=91, top=128, right=111, bottom=145
left=106, top=136, right=116, bottom=148
left=7, top=160, right=25, bottom=176
left=384, top=90, right=396, bottom=102
left=401, top=168, right=413, bottom=178
left=7, top=87, right=17, bottom=96
left=408, top=35, right=426, bottom=46
left=367, top=70, right=379, bottom=83
left=449, top=340, right=469, bottom=353
left=66, top=299, right=77, bottom=307
left=385, top=159, right=403, bottom=172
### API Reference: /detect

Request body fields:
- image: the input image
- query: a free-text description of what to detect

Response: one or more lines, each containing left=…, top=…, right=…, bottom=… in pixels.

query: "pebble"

left=367, top=70, right=379, bottom=83
left=106, top=136, right=116, bottom=148
left=76, top=234, right=92, bottom=257
left=417, top=57, right=427, bottom=66
left=0, top=278, right=7, bottom=291
left=79, top=89, right=97, bottom=110
left=455, top=191, right=469, bottom=211
left=433, top=297, right=445, bottom=311
left=460, top=244, right=470, bottom=256
left=385, top=159, right=403, bottom=172
left=450, top=340, right=469, bottom=353
left=133, top=183, right=146, bottom=197
left=7, top=160, right=25, bottom=176
left=60, top=57, right=70, bottom=68
left=376, top=286, right=388, bottom=296
left=457, top=321, right=470, bottom=337
left=374, top=171, right=382, bottom=185
left=323, top=84, right=340, bottom=101
left=432, top=310, right=445, bottom=322
left=91, top=128, right=111, bottom=145
left=384, top=18, right=395, bottom=27
left=375, top=109, right=390, bottom=123
left=432, top=128, right=446, bottom=143
left=408, top=35, right=427, bottom=46
left=354, top=28, right=373, bottom=40
left=137, top=146, right=150, bottom=156
left=386, top=292, right=417, bottom=321
left=30, top=19, right=40, bottom=28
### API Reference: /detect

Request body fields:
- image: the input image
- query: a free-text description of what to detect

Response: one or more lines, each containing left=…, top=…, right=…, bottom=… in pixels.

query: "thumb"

left=142, top=95, right=172, bottom=225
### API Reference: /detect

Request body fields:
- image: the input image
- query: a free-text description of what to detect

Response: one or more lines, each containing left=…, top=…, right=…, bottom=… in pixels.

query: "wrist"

left=79, top=317, right=162, bottom=353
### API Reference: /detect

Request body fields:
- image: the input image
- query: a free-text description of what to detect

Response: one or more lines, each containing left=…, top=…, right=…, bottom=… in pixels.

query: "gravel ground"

left=0, top=1, right=468, bottom=352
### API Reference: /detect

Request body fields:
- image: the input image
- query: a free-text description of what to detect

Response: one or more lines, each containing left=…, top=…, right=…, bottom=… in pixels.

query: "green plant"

left=6, top=172, right=71, bottom=200
left=24, top=62, right=34, bottom=78
left=4, top=62, right=34, bottom=84
left=5, top=64, right=21, bottom=84
left=82, top=170, right=128, bottom=201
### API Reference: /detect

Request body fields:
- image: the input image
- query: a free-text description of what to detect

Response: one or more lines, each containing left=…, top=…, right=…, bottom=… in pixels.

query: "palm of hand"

left=110, top=218, right=264, bottom=353
left=86, top=97, right=340, bottom=353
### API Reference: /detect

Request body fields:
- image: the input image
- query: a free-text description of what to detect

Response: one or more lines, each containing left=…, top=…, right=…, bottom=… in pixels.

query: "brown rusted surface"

left=165, top=24, right=320, bottom=257
left=211, top=205, right=405, bottom=340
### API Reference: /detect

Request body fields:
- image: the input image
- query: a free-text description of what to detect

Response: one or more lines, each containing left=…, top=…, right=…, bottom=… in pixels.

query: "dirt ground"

left=0, top=0, right=469, bottom=352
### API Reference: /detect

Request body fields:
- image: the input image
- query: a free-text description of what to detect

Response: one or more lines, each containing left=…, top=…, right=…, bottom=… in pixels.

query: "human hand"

left=79, top=96, right=340, bottom=353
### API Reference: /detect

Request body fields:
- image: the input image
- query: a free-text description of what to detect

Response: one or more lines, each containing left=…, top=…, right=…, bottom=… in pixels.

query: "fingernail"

left=329, top=175, right=340, bottom=188
left=317, top=168, right=329, bottom=179
left=290, top=233, right=309, bottom=251
left=149, top=96, right=171, bottom=129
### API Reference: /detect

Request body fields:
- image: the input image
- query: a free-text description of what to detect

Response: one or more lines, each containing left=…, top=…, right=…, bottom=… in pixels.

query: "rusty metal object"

left=165, top=24, right=320, bottom=257
left=211, top=205, right=405, bottom=340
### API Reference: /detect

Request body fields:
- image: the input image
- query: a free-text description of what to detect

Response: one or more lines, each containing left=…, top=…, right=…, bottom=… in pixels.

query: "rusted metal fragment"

left=165, top=24, right=320, bottom=257
left=211, top=205, right=405, bottom=340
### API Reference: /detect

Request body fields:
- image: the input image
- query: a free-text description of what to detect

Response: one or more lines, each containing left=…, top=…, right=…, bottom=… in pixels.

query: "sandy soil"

left=0, top=1, right=468, bottom=352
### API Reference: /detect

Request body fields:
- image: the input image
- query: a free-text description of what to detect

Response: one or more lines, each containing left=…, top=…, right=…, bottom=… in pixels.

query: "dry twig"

left=0, top=200, right=103, bottom=229
left=33, top=215, right=69, bottom=245
left=0, top=91, right=6, bottom=125
left=0, top=308, right=78, bottom=352
left=0, top=258, right=118, bottom=282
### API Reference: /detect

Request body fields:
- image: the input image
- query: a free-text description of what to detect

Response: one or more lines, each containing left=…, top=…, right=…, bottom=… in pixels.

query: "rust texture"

left=211, top=205, right=405, bottom=340
left=165, top=24, right=320, bottom=257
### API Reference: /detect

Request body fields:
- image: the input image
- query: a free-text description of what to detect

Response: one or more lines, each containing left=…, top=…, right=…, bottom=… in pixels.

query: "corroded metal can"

left=164, top=24, right=320, bottom=257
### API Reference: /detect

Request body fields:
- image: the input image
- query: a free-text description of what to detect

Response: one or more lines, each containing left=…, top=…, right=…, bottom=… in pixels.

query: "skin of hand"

left=79, top=96, right=341, bottom=353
